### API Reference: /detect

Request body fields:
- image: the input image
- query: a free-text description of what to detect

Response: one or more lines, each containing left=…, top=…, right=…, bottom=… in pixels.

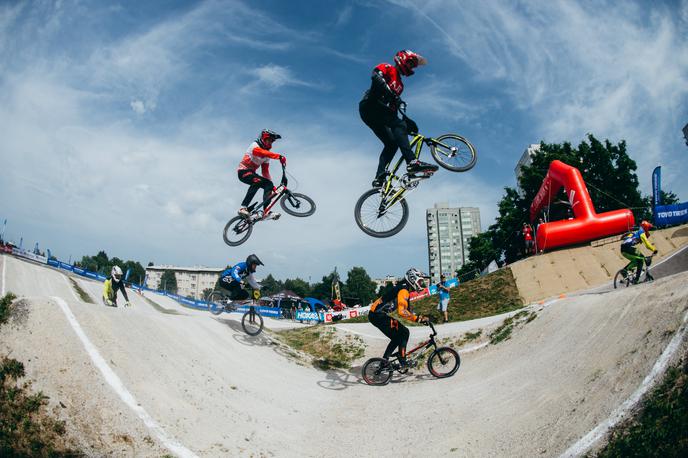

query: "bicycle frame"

left=245, top=164, right=291, bottom=219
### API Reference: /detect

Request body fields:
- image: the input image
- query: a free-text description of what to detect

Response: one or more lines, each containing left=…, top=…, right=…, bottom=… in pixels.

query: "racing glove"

left=279, top=155, right=287, bottom=166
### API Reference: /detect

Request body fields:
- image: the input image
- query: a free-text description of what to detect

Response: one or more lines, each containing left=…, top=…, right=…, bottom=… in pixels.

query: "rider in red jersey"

left=360, top=50, right=438, bottom=188
left=237, top=129, right=287, bottom=219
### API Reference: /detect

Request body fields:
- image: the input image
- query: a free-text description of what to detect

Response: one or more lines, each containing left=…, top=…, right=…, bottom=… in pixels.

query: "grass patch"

left=275, top=326, right=366, bottom=370
left=0, top=293, right=79, bottom=456
left=489, top=310, right=537, bottom=345
left=410, top=268, right=523, bottom=323
left=0, top=292, right=17, bottom=325
left=594, top=351, right=688, bottom=457
left=69, top=278, right=93, bottom=304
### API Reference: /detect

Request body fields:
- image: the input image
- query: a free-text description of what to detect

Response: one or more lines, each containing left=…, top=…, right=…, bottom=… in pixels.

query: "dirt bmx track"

left=1, top=247, right=687, bottom=457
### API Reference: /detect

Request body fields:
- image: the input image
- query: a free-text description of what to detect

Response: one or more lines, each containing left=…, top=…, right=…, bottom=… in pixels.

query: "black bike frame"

left=403, top=322, right=438, bottom=358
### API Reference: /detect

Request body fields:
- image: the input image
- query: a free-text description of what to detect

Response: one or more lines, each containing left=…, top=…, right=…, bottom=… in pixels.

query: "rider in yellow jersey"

left=620, top=220, right=657, bottom=284
left=103, top=266, right=130, bottom=307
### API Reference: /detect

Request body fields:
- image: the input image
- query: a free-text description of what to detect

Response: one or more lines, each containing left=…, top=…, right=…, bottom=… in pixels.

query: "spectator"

left=437, top=274, right=451, bottom=323
left=523, top=223, right=534, bottom=256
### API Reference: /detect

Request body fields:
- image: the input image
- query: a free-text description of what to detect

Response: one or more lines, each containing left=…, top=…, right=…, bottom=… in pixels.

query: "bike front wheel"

left=280, top=192, right=316, bottom=217
left=354, top=188, right=409, bottom=238
left=427, top=347, right=460, bottom=378
left=241, top=307, right=264, bottom=336
left=206, top=291, right=226, bottom=316
left=430, top=134, right=477, bottom=172
left=223, top=216, right=253, bottom=247
left=362, top=358, right=393, bottom=386
left=613, top=269, right=631, bottom=289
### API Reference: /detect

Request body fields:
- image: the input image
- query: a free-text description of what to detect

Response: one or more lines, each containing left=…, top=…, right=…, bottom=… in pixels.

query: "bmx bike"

left=206, top=289, right=264, bottom=336
left=361, top=321, right=460, bottom=386
left=223, top=163, right=316, bottom=246
left=614, top=253, right=655, bottom=289
left=354, top=102, right=477, bottom=238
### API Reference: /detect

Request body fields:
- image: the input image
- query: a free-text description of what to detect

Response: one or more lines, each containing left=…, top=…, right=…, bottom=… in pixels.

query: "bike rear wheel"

left=354, top=188, right=409, bottom=238
left=613, top=269, right=632, bottom=289
left=241, top=307, right=264, bottom=336
left=430, top=134, right=477, bottom=172
left=280, top=192, right=316, bottom=217
left=223, top=216, right=253, bottom=247
left=362, top=358, right=393, bottom=386
left=427, top=347, right=460, bottom=378
left=206, top=291, right=227, bottom=316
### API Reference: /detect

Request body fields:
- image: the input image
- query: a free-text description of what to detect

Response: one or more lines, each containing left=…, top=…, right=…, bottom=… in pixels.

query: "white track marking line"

left=51, top=296, right=198, bottom=458
left=1, top=255, right=6, bottom=296
left=561, top=307, right=688, bottom=457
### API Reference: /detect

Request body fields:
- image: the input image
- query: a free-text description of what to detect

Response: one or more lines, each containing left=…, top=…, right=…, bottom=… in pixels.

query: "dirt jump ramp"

left=1, top=254, right=687, bottom=457
left=510, top=223, right=688, bottom=304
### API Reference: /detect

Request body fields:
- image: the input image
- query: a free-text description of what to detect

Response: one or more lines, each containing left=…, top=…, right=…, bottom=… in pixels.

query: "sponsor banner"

left=73, top=267, right=85, bottom=275
left=295, top=310, right=321, bottom=322
left=11, top=247, right=47, bottom=264
left=652, top=166, right=661, bottom=211
left=411, top=278, right=460, bottom=301
left=236, top=306, right=282, bottom=317
left=655, top=202, right=688, bottom=227
left=1, top=245, right=12, bottom=254
left=59, top=261, right=74, bottom=272
left=48, top=259, right=59, bottom=267
left=321, top=306, right=370, bottom=323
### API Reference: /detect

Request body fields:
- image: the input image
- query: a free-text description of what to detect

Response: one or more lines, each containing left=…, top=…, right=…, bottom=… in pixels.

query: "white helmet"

left=111, top=265, right=123, bottom=281
left=405, top=268, right=426, bottom=292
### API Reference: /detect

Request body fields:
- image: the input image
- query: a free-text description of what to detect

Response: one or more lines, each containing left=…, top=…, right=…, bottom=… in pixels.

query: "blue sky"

left=1, top=0, right=687, bottom=282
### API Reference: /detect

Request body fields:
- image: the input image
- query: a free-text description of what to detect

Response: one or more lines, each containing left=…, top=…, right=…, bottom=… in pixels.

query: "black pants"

left=359, top=100, right=415, bottom=179
left=219, top=277, right=249, bottom=301
left=369, top=311, right=410, bottom=360
left=238, top=170, right=274, bottom=209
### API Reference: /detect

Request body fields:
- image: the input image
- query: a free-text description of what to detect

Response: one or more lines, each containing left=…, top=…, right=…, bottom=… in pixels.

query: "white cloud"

left=394, top=0, right=688, bottom=197
left=130, top=99, right=146, bottom=114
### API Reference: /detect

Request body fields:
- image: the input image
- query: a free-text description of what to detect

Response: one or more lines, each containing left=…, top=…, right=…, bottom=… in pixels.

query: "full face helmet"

left=258, top=129, right=281, bottom=149
left=394, top=50, right=427, bottom=76
left=404, top=267, right=426, bottom=292
left=246, top=254, right=264, bottom=273
left=111, top=265, right=123, bottom=282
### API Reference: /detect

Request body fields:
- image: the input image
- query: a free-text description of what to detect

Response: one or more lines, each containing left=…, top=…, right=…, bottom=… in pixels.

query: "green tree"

left=283, top=278, right=310, bottom=298
left=309, top=270, right=338, bottom=301
left=159, top=270, right=178, bottom=294
left=468, top=135, right=648, bottom=265
left=344, top=266, right=377, bottom=306
left=260, top=274, right=284, bottom=295
left=122, top=260, right=145, bottom=285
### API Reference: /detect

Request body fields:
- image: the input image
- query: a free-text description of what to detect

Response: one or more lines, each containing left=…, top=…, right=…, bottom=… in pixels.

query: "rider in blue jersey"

left=219, top=254, right=263, bottom=300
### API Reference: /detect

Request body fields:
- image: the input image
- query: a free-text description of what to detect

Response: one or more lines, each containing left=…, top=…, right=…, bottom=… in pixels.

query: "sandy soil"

left=1, top=253, right=687, bottom=457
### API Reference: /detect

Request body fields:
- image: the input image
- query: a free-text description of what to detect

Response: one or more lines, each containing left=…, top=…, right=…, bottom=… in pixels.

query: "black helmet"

left=246, top=254, right=263, bottom=272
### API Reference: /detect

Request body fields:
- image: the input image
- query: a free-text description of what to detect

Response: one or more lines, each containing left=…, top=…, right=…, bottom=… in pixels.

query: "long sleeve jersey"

left=237, top=141, right=281, bottom=181
left=370, top=281, right=419, bottom=322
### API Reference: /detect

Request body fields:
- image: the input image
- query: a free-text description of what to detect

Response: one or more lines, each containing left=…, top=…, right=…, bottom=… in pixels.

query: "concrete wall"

left=510, top=223, right=688, bottom=303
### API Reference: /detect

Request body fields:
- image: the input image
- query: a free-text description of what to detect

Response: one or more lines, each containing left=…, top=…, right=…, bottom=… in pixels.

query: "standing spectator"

left=523, top=223, right=534, bottom=256
left=437, top=274, right=451, bottom=323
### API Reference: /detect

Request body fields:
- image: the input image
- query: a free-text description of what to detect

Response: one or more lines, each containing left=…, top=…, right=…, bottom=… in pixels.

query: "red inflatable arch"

left=530, top=160, right=634, bottom=252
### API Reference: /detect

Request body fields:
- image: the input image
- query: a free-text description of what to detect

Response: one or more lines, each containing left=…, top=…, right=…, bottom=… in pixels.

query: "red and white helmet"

left=394, top=50, right=427, bottom=76
left=640, top=220, right=653, bottom=233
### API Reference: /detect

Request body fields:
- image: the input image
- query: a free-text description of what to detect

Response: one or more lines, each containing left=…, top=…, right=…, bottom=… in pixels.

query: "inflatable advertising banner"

left=652, top=166, right=688, bottom=226
left=530, top=160, right=634, bottom=251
